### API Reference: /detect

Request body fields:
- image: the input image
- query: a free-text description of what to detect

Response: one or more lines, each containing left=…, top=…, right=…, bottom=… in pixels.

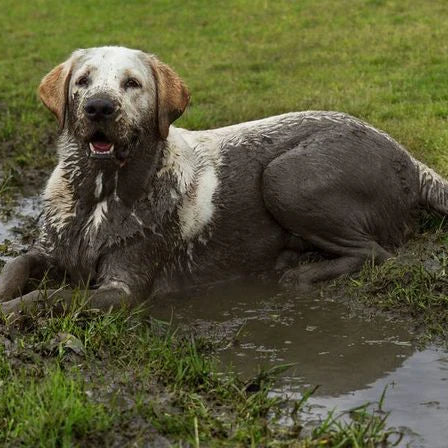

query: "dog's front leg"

left=0, top=252, right=50, bottom=302
left=0, top=284, right=140, bottom=316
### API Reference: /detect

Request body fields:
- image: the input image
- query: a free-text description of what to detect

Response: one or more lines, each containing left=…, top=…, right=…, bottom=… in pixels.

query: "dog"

left=1, top=46, right=447, bottom=315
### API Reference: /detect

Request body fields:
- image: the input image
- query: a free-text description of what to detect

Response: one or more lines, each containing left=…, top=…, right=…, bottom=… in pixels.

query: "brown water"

left=149, top=281, right=448, bottom=448
left=2, top=197, right=448, bottom=447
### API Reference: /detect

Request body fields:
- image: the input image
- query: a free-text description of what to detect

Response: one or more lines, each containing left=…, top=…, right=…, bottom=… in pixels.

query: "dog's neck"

left=42, top=128, right=203, bottom=235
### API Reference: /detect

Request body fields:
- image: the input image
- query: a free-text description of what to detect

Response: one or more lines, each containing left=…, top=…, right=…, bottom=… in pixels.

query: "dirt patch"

left=0, top=129, right=56, bottom=202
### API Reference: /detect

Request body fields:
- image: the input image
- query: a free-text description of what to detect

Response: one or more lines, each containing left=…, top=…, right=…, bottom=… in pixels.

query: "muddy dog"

left=1, top=46, right=447, bottom=315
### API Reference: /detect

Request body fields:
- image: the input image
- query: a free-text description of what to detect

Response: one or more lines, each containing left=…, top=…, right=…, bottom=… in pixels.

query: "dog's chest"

left=41, top=164, right=183, bottom=287
left=42, top=198, right=141, bottom=282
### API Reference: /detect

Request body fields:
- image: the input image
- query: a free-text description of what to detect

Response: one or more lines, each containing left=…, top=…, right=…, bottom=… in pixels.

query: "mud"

left=0, top=194, right=41, bottom=262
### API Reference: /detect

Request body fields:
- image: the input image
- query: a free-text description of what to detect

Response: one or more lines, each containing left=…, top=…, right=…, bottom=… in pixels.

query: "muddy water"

left=0, top=195, right=41, bottom=261
left=1, top=199, right=448, bottom=447
left=149, top=281, right=448, bottom=448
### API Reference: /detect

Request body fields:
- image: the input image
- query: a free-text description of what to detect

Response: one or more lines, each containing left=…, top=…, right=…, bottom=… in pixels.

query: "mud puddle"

left=150, top=281, right=448, bottom=448
left=0, top=195, right=41, bottom=261
left=1, top=198, right=448, bottom=447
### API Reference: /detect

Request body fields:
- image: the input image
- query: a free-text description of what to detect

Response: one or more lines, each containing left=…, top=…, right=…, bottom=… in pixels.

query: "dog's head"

left=39, top=46, right=190, bottom=164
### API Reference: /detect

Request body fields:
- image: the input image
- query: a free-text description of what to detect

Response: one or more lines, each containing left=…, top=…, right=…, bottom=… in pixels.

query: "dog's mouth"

left=85, top=129, right=134, bottom=166
left=88, top=131, right=115, bottom=159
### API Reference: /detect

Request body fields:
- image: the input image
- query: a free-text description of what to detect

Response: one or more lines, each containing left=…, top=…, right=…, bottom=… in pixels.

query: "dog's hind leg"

left=0, top=252, right=50, bottom=302
left=1, top=285, right=140, bottom=316
left=279, top=241, right=391, bottom=290
left=262, top=137, right=411, bottom=287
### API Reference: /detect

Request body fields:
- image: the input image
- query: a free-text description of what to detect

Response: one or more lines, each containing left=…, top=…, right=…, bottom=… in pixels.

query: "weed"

left=346, top=228, right=448, bottom=341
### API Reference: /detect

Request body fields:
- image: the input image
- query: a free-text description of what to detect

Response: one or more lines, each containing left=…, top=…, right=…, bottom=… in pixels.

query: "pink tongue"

left=92, top=141, right=112, bottom=152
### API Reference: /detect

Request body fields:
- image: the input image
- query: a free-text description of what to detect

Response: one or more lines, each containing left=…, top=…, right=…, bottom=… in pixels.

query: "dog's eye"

left=124, top=78, right=141, bottom=89
left=76, top=76, right=89, bottom=87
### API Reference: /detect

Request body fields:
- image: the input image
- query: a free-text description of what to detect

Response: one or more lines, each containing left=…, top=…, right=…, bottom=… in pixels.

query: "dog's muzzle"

left=83, top=96, right=120, bottom=160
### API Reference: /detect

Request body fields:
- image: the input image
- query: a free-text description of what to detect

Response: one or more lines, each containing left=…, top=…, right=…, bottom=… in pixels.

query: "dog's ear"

left=39, top=60, right=72, bottom=128
left=149, top=58, right=190, bottom=139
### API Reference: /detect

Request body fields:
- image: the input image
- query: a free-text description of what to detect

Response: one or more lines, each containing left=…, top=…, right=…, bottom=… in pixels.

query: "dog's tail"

left=415, top=158, right=448, bottom=215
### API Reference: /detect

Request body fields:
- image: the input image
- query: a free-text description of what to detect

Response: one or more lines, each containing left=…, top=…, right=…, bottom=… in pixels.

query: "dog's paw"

left=0, top=298, right=20, bottom=317
left=0, top=284, right=9, bottom=303
left=279, top=267, right=313, bottom=293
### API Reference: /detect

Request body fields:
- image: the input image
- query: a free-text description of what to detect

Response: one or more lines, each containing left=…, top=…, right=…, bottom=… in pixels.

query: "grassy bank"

left=345, top=218, right=448, bottom=342
left=2, top=0, right=448, bottom=445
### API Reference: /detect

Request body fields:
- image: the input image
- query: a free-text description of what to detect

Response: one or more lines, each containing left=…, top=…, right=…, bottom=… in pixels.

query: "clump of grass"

left=354, top=258, right=448, bottom=310
left=0, top=173, right=14, bottom=210
left=309, top=403, right=402, bottom=447
left=0, top=367, right=114, bottom=447
left=0, top=174, right=11, bottom=199
left=347, top=226, right=448, bottom=340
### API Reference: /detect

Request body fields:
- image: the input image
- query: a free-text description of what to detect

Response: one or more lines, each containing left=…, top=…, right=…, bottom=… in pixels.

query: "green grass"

left=3, top=0, right=448, bottom=445
left=0, top=367, right=113, bottom=447
left=3, top=0, right=448, bottom=180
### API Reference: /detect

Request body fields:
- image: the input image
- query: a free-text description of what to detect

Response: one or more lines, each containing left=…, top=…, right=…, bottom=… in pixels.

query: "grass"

left=2, top=0, right=448, bottom=445
left=3, top=0, right=448, bottom=182
left=345, top=220, right=448, bottom=342
left=0, top=368, right=113, bottom=447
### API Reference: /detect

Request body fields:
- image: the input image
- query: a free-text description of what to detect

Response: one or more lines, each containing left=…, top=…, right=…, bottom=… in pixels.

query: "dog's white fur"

left=164, top=127, right=221, bottom=240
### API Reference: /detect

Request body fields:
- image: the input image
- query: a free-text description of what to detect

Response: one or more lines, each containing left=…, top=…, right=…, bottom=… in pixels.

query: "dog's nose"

left=84, top=98, right=116, bottom=121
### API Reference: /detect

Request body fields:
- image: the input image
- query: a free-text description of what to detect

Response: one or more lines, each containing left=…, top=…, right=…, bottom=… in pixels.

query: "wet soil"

left=0, top=194, right=41, bottom=262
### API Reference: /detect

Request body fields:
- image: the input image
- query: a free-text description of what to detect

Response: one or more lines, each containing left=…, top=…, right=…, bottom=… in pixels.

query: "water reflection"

left=280, top=348, right=448, bottom=448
